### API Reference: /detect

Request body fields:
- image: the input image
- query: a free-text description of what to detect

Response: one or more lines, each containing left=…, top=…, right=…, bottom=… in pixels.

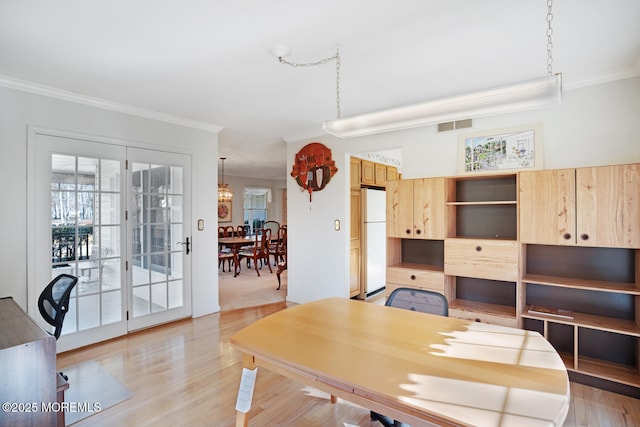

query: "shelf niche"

left=456, top=277, right=516, bottom=307
left=526, top=244, right=635, bottom=283
left=401, top=239, right=444, bottom=267
left=449, top=175, right=518, bottom=239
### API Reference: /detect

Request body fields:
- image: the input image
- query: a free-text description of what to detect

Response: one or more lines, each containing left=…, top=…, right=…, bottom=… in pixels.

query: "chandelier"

left=218, top=157, right=233, bottom=203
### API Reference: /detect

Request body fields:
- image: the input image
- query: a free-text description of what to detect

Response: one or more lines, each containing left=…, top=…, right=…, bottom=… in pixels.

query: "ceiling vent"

left=437, top=119, right=473, bottom=133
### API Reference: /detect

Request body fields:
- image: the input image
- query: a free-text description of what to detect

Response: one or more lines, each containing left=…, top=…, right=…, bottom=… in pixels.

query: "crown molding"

left=0, top=74, right=223, bottom=133
left=562, top=67, right=640, bottom=91
left=281, top=127, right=327, bottom=144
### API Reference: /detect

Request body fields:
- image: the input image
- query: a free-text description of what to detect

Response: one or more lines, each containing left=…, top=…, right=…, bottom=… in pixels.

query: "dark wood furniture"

left=238, top=228, right=272, bottom=277
left=0, top=297, right=58, bottom=426
left=218, top=236, right=256, bottom=277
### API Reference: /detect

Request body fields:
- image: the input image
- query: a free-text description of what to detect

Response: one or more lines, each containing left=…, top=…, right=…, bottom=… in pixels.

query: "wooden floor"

left=57, top=300, right=640, bottom=426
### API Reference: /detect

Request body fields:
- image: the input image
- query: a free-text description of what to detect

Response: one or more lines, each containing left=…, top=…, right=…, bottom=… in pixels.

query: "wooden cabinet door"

left=349, top=189, right=361, bottom=297
left=519, top=169, right=576, bottom=245
left=413, top=178, right=446, bottom=239
left=374, top=163, right=386, bottom=186
left=349, top=157, right=361, bottom=190
left=386, top=166, right=398, bottom=181
left=386, top=179, right=414, bottom=238
left=361, top=160, right=375, bottom=185
left=576, top=164, right=640, bottom=248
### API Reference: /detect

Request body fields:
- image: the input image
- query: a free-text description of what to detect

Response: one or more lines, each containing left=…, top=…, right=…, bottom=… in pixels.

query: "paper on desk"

left=235, top=367, right=258, bottom=413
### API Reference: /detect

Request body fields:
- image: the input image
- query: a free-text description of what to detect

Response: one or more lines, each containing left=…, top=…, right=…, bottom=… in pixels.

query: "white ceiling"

left=1, top=1, right=639, bottom=179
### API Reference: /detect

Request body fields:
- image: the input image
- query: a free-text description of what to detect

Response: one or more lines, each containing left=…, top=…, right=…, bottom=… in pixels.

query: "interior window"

left=243, top=188, right=269, bottom=234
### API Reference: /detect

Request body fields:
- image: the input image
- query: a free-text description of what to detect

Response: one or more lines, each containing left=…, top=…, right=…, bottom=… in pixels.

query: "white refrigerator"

left=361, top=188, right=386, bottom=298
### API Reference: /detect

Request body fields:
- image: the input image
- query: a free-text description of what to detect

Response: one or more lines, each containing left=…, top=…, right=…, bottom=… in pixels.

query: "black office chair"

left=371, top=287, right=449, bottom=427
left=38, top=274, right=78, bottom=340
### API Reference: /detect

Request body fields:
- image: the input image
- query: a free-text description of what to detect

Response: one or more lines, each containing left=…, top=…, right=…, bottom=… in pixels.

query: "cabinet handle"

left=415, top=229, right=422, bottom=235
left=410, top=275, right=416, bottom=280
left=563, top=233, right=571, bottom=240
left=580, top=233, right=589, bottom=241
left=475, top=246, right=482, bottom=252
left=405, top=229, right=411, bottom=234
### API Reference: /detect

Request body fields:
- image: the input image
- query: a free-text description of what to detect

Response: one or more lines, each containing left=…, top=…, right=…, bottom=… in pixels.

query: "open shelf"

left=522, top=309, right=640, bottom=337
left=450, top=299, right=515, bottom=317
left=574, top=355, right=640, bottom=388
left=446, top=201, right=517, bottom=206
left=523, top=274, right=640, bottom=294
left=388, top=262, right=444, bottom=273
left=449, top=299, right=516, bottom=327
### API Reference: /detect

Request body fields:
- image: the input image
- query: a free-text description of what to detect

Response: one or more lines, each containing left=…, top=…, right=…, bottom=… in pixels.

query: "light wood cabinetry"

left=443, top=174, right=519, bottom=327
left=361, top=160, right=375, bottom=185
left=444, top=238, right=519, bottom=282
left=349, top=189, right=361, bottom=298
left=521, top=245, right=640, bottom=389
left=386, top=163, right=640, bottom=392
left=386, top=166, right=399, bottom=181
left=352, top=157, right=398, bottom=188
left=518, top=163, right=640, bottom=390
left=350, top=157, right=398, bottom=298
left=350, top=157, right=361, bottom=190
left=386, top=178, right=446, bottom=239
left=386, top=238, right=450, bottom=301
left=520, top=164, right=640, bottom=247
left=374, top=163, right=386, bottom=186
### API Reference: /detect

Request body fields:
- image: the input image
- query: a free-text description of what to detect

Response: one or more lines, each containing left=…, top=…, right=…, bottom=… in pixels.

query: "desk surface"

left=230, top=297, right=570, bottom=427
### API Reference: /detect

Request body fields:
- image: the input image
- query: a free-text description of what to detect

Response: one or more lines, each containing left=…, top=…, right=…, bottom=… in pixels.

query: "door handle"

left=177, top=237, right=190, bottom=255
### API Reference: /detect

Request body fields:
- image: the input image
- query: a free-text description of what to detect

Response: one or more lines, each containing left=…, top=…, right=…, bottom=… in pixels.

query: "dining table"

left=230, top=297, right=570, bottom=427
left=218, top=235, right=256, bottom=277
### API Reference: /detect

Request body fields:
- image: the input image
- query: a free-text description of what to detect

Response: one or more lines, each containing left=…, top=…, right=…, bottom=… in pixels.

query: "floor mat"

left=62, top=360, right=133, bottom=425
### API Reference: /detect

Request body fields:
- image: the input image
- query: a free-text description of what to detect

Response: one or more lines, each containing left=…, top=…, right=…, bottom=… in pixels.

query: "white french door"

left=28, top=130, right=192, bottom=351
left=126, top=147, right=191, bottom=331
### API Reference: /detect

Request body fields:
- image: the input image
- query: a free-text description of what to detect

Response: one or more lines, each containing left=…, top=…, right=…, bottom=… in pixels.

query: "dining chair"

left=262, top=220, right=280, bottom=239
left=238, top=228, right=272, bottom=276
left=218, top=226, right=236, bottom=272
left=236, top=224, right=250, bottom=237
left=269, top=226, right=287, bottom=266
left=218, top=249, right=234, bottom=272
left=371, top=287, right=448, bottom=427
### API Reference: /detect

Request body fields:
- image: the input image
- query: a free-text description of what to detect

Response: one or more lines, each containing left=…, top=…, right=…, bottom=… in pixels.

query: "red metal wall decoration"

left=290, top=142, right=338, bottom=202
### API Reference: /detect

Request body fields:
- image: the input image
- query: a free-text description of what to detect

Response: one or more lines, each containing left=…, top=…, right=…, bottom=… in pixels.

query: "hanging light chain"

left=546, top=0, right=554, bottom=75
left=278, top=48, right=341, bottom=119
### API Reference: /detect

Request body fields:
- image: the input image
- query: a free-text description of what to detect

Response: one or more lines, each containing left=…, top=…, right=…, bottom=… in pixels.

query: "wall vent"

left=437, top=119, right=473, bottom=132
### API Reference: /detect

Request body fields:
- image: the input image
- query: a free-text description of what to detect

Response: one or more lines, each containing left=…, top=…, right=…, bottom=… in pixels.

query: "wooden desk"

left=0, top=297, right=57, bottom=427
left=230, top=298, right=570, bottom=427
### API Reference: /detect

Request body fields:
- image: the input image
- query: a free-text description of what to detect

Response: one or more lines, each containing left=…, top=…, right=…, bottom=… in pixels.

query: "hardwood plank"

left=57, top=301, right=639, bottom=427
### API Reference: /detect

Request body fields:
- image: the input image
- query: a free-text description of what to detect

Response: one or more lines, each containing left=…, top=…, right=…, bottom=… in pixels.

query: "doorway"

left=28, top=130, right=192, bottom=351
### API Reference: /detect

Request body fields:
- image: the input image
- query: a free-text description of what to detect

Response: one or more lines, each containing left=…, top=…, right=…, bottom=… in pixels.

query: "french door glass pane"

left=130, top=162, right=185, bottom=319
left=50, top=153, right=123, bottom=334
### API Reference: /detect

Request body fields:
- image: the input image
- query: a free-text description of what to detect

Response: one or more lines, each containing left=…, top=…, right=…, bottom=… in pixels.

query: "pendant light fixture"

left=217, top=157, right=233, bottom=203
left=274, top=1, right=561, bottom=139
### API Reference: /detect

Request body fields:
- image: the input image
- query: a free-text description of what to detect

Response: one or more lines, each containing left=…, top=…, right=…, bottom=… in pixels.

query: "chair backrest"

left=236, top=225, right=250, bottom=237
left=218, top=225, right=235, bottom=237
left=38, top=274, right=78, bottom=339
left=385, top=287, right=448, bottom=317
left=262, top=220, right=280, bottom=237
left=276, top=226, right=287, bottom=253
left=259, top=228, right=272, bottom=255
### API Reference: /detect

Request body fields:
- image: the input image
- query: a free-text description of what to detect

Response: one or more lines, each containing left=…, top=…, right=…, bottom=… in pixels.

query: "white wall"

left=0, top=86, right=220, bottom=317
left=286, top=77, right=640, bottom=304
left=220, top=175, right=286, bottom=227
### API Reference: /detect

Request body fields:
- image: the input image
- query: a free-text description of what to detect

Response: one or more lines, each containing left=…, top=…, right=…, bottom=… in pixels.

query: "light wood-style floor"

left=57, top=296, right=640, bottom=426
